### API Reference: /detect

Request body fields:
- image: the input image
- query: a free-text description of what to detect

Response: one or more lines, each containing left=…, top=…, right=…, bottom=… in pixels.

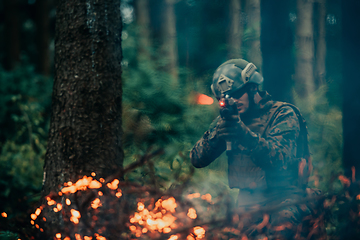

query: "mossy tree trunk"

left=245, top=0, right=262, bottom=71
left=314, top=0, right=326, bottom=88
left=41, top=0, right=123, bottom=208
left=227, top=0, right=243, bottom=59
left=294, top=0, right=315, bottom=98
left=134, top=0, right=152, bottom=61
left=160, top=0, right=178, bottom=85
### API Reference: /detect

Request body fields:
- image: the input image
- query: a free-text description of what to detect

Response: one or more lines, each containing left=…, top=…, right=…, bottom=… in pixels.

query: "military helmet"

left=211, top=59, right=263, bottom=99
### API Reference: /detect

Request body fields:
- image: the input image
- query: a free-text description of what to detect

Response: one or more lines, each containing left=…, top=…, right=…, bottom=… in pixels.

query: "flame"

left=187, top=193, right=200, bottom=199
left=116, top=190, right=122, bottom=198
left=55, top=233, right=61, bottom=239
left=200, top=193, right=212, bottom=203
left=66, top=199, right=71, bottom=205
left=1, top=212, right=7, bottom=218
left=106, top=179, right=119, bottom=190
left=168, top=235, right=178, bottom=240
left=70, top=209, right=81, bottom=224
left=196, top=93, right=214, bottom=105
left=91, top=198, right=102, bottom=209
left=193, top=226, right=205, bottom=239
left=129, top=197, right=179, bottom=236
left=338, top=175, right=351, bottom=187
left=187, top=208, right=197, bottom=219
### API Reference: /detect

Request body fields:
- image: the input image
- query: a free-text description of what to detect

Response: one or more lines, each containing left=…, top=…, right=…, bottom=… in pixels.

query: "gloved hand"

left=216, top=115, right=246, bottom=140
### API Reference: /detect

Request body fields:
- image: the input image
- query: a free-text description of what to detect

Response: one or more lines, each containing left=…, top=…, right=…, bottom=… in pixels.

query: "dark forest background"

left=0, top=0, right=360, bottom=239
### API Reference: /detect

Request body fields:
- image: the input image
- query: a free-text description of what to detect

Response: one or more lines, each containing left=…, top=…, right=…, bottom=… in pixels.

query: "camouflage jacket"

left=190, top=92, right=310, bottom=204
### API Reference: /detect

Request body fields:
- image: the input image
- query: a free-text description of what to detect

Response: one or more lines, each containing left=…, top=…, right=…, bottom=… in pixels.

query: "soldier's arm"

left=190, top=117, right=226, bottom=168
left=238, top=106, right=300, bottom=169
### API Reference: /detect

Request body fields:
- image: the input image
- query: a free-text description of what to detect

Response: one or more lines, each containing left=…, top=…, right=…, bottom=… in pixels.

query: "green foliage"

left=0, top=231, right=18, bottom=240
left=293, top=85, right=343, bottom=191
left=0, top=64, right=52, bottom=218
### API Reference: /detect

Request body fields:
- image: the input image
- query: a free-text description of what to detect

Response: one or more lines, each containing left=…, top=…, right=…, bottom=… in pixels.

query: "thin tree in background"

left=342, top=0, right=360, bottom=180
left=260, top=0, right=293, bottom=102
left=134, top=0, right=152, bottom=61
left=245, top=0, right=262, bottom=70
left=294, top=0, right=315, bottom=98
left=35, top=0, right=51, bottom=76
left=227, top=0, right=243, bottom=59
left=3, top=0, right=20, bottom=70
left=41, top=0, right=123, bottom=228
left=160, top=0, right=178, bottom=85
left=314, top=0, right=326, bottom=88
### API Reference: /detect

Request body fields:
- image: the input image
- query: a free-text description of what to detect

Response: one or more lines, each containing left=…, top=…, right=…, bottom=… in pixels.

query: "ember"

left=1, top=212, right=7, bottom=218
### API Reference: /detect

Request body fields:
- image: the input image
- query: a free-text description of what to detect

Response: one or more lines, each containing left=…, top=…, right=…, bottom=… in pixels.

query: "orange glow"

left=75, top=234, right=82, bottom=240
left=196, top=93, right=214, bottom=105
left=187, top=208, right=197, bottom=219
left=64, top=237, right=70, bottom=240
left=256, top=214, right=269, bottom=229
left=98, top=191, right=103, bottom=196
left=84, top=236, right=93, bottom=240
left=57, top=203, right=63, bottom=211
left=35, top=208, right=41, bottom=216
left=31, top=214, right=37, bottom=220
left=47, top=199, right=56, bottom=206
left=91, top=172, right=96, bottom=177
left=163, top=227, right=171, bottom=233
left=66, top=199, right=71, bottom=205
left=219, top=100, right=225, bottom=107
left=107, top=179, right=119, bottom=190
left=168, top=235, right=178, bottom=240
left=100, top=178, right=105, bottom=183
left=187, top=193, right=200, bottom=199
left=94, top=234, right=106, bottom=240
left=30, top=220, right=34, bottom=225
left=116, top=190, right=122, bottom=198
left=187, top=235, right=195, bottom=240
left=357, top=194, right=360, bottom=200
left=193, top=226, right=205, bottom=239
left=338, top=175, right=351, bottom=187
left=89, top=180, right=102, bottom=189
left=91, top=198, right=102, bottom=209
left=1, top=212, right=7, bottom=218
left=55, top=233, right=61, bottom=239
left=138, top=202, right=145, bottom=211
left=161, top=197, right=177, bottom=213
left=70, top=209, right=81, bottom=224
left=201, top=193, right=212, bottom=203
left=35, top=224, right=39, bottom=229
left=352, top=166, right=356, bottom=182
left=129, top=225, right=136, bottom=232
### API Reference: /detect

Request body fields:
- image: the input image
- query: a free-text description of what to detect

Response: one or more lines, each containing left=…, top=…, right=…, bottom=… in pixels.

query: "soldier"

left=190, top=59, right=324, bottom=239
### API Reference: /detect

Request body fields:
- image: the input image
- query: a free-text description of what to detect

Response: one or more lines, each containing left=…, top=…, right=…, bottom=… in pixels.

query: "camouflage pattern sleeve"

left=239, top=106, right=300, bottom=169
left=190, top=116, right=227, bottom=168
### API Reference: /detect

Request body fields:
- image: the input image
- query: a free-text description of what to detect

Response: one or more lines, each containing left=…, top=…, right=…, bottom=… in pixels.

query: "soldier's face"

left=233, top=92, right=249, bottom=114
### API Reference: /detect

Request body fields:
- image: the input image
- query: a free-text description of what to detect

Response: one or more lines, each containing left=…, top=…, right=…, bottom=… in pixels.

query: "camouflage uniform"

left=190, top=91, right=325, bottom=239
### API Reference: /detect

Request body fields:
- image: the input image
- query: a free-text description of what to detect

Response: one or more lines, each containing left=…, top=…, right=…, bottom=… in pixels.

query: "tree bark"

left=294, top=0, right=315, bottom=98
left=260, top=0, right=293, bottom=102
left=227, top=0, right=243, bottom=59
left=342, top=0, right=360, bottom=179
left=160, top=0, right=178, bottom=85
left=3, top=0, right=20, bottom=70
left=314, top=0, right=326, bottom=88
left=134, top=0, right=152, bottom=61
left=42, top=0, right=123, bottom=201
left=245, top=0, right=262, bottom=70
left=35, top=0, right=51, bottom=75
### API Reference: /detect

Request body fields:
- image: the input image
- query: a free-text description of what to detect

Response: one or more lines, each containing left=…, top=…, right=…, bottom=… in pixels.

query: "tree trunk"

left=160, top=0, right=178, bottom=85
left=227, top=0, right=243, bottom=59
left=134, top=0, right=152, bottom=61
left=260, top=0, right=293, bottom=102
left=314, top=0, right=326, bottom=88
left=294, top=0, right=315, bottom=98
left=42, top=0, right=123, bottom=203
left=3, top=0, right=20, bottom=70
left=245, top=0, right=262, bottom=70
left=35, top=0, right=51, bottom=75
left=342, top=0, right=360, bottom=180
